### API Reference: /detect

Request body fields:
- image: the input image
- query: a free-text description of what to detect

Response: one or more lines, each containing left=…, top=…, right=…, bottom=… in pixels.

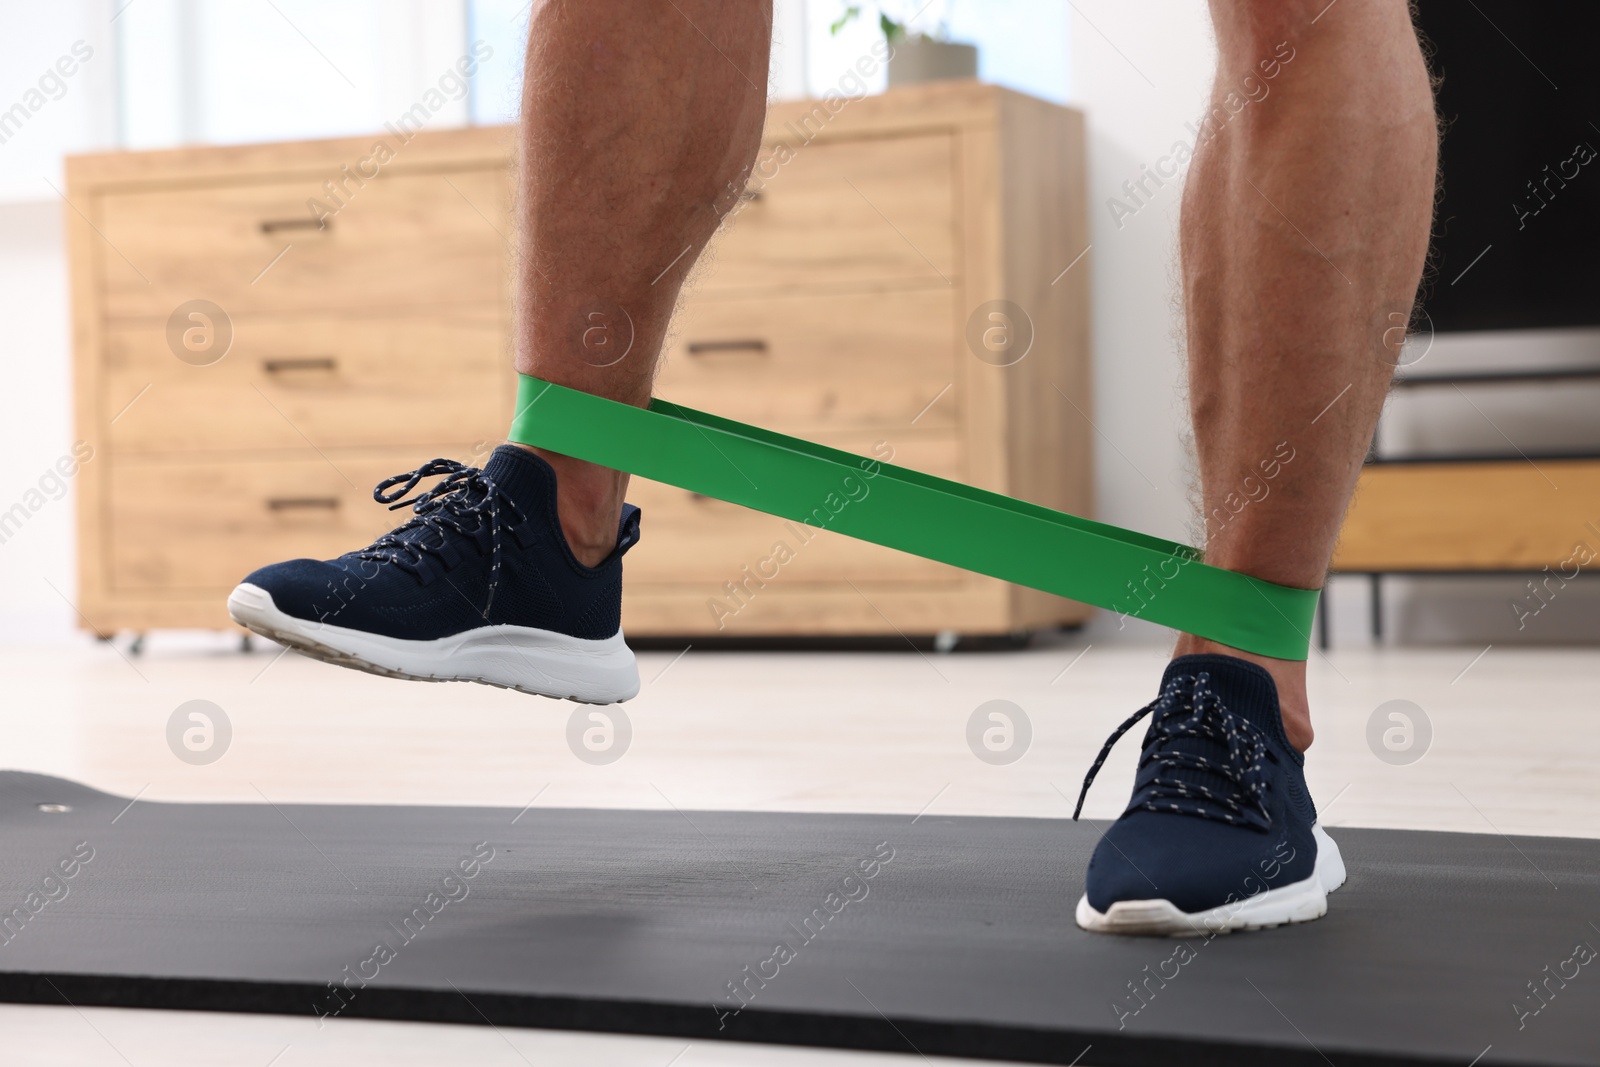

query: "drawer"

left=108, top=439, right=967, bottom=595
left=1335, top=459, right=1600, bottom=570
left=108, top=451, right=478, bottom=592
left=623, top=434, right=967, bottom=587
left=102, top=316, right=511, bottom=453
left=97, top=167, right=510, bottom=319
left=658, top=288, right=957, bottom=432
left=697, top=132, right=956, bottom=294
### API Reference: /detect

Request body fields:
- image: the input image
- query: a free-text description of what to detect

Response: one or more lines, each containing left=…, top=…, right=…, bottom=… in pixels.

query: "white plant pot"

left=886, top=37, right=979, bottom=87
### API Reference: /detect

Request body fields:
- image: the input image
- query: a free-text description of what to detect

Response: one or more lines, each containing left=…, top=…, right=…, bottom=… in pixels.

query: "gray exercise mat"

left=0, top=771, right=1595, bottom=1066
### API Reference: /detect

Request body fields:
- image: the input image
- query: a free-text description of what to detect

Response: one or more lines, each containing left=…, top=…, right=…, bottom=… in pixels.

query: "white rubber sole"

left=227, top=582, right=639, bottom=705
left=1075, top=824, right=1346, bottom=937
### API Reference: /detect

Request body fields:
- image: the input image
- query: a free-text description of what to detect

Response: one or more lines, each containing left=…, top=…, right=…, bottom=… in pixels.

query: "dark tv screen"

left=1415, top=0, right=1600, bottom=332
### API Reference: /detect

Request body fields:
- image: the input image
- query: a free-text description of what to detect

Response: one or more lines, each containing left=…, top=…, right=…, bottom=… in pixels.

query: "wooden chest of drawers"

left=67, top=81, right=1093, bottom=638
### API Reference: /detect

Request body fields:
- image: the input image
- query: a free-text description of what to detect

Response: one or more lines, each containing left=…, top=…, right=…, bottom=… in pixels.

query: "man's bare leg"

left=515, top=0, right=773, bottom=565
left=1174, top=0, right=1437, bottom=749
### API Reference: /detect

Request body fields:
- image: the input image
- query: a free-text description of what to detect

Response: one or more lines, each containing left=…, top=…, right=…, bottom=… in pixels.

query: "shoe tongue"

left=1134, top=654, right=1288, bottom=805
left=1158, top=654, right=1285, bottom=742
left=483, top=445, right=641, bottom=565
left=386, top=448, right=552, bottom=548
left=484, top=444, right=558, bottom=505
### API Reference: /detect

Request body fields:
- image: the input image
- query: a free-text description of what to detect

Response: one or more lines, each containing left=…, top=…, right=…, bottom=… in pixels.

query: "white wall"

left=1063, top=1, right=1216, bottom=644
left=0, top=1, right=117, bottom=200
left=0, top=200, right=80, bottom=643
left=117, top=0, right=474, bottom=148
left=0, top=0, right=119, bottom=642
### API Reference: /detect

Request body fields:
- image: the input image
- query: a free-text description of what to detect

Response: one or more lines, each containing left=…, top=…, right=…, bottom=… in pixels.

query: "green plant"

left=829, top=3, right=946, bottom=43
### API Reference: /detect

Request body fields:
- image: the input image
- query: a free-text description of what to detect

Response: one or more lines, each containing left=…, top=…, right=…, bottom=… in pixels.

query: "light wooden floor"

left=5, top=634, right=1595, bottom=1065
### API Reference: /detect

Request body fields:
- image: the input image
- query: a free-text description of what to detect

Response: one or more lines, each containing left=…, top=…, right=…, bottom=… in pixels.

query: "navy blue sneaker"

left=228, top=446, right=641, bottom=704
left=1072, top=654, right=1345, bottom=935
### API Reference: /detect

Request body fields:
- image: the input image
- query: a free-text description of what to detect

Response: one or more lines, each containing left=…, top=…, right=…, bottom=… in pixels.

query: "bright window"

left=111, top=0, right=1070, bottom=149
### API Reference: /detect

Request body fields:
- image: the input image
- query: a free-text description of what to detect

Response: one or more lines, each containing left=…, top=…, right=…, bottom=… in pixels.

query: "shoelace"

left=1071, top=671, right=1273, bottom=831
left=357, top=458, right=523, bottom=617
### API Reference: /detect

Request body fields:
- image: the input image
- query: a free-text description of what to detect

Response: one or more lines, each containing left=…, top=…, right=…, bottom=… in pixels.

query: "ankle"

left=1172, top=635, right=1314, bottom=752
left=517, top=444, right=626, bottom=568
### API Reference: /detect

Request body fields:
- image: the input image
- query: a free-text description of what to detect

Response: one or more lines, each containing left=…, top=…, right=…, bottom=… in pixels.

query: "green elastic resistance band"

left=510, top=376, right=1319, bottom=660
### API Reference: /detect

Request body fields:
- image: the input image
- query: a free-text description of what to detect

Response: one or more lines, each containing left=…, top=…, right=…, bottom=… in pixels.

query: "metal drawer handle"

left=262, top=357, right=338, bottom=373
left=687, top=339, right=768, bottom=356
left=259, top=217, right=329, bottom=234
left=266, top=497, right=340, bottom=511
